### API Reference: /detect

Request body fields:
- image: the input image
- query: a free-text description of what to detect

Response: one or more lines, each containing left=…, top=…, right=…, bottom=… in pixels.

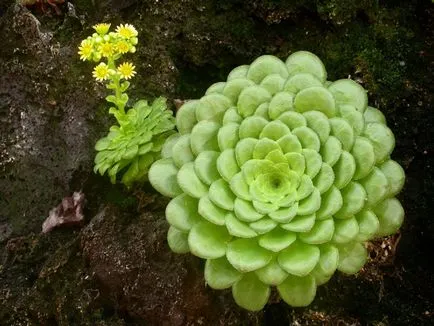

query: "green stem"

left=107, top=57, right=125, bottom=114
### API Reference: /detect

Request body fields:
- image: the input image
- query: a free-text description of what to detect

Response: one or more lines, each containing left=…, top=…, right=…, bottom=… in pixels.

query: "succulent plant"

left=148, top=51, right=405, bottom=311
left=94, top=97, right=175, bottom=186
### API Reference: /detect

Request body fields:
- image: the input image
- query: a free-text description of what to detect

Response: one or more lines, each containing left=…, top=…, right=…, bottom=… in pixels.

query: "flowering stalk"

left=78, top=23, right=176, bottom=187
left=78, top=23, right=138, bottom=122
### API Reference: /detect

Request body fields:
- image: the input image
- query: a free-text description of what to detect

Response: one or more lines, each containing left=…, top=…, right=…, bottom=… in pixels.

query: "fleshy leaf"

left=232, top=273, right=271, bottom=311
left=253, top=138, right=281, bottom=159
left=239, top=116, right=268, bottom=139
left=249, top=218, right=278, bottom=234
left=328, top=79, right=368, bottom=113
left=303, top=149, right=322, bottom=179
left=303, top=110, right=330, bottom=143
left=225, top=213, right=258, bottom=238
left=223, top=107, right=243, bottom=124
left=360, top=168, right=389, bottom=207
left=277, top=274, right=317, bottom=307
left=281, top=214, right=316, bottom=232
left=286, top=51, right=327, bottom=82
left=227, top=65, right=249, bottom=80
left=217, top=149, right=240, bottom=182
left=148, top=158, right=182, bottom=198
left=292, top=126, right=320, bottom=151
left=321, top=136, right=342, bottom=167
left=255, top=257, right=288, bottom=285
left=278, top=111, right=307, bottom=129
left=364, top=106, right=386, bottom=124
left=352, top=137, right=375, bottom=180
left=278, top=134, right=303, bottom=154
left=329, top=117, right=355, bottom=151
left=227, top=239, right=273, bottom=272
left=316, top=186, right=343, bottom=220
left=195, top=93, right=232, bottom=123
left=166, top=194, right=201, bottom=231
left=229, top=172, right=251, bottom=200
left=339, top=104, right=365, bottom=136
left=296, top=175, right=314, bottom=200
left=235, top=137, right=257, bottom=166
left=364, top=123, right=395, bottom=163
left=209, top=179, right=236, bottom=210
left=380, top=160, right=405, bottom=197
left=247, top=55, right=288, bottom=84
left=337, top=242, right=367, bottom=274
left=258, top=228, right=297, bottom=252
left=254, top=103, right=270, bottom=119
left=278, top=242, right=320, bottom=276
left=268, top=92, right=295, bottom=120
left=234, top=198, right=264, bottom=222
left=355, top=210, right=380, bottom=241
left=176, top=100, right=198, bottom=135
left=313, top=163, right=335, bottom=194
left=198, top=195, right=227, bottom=226
left=297, top=188, right=321, bottom=215
left=333, top=217, right=359, bottom=244
left=218, top=123, right=240, bottom=150
left=268, top=204, right=298, bottom=223
left=194, top=151, right=220, bottom=185
left=260, top=74, right=286, bottom=95
left=333, top=151, right=356, bottom=189
left=167, top=226, right=190, bottom=254
left=172, top=134, right=194, bottom=167
left=237, top=85, right=272, bottom=118
left=294, top=87, right=336, bottom=118
left=373, top=198, right=404, bottom=237
left=205, top=82, right=226, bottom=95
left=205, top=257, right=243, bottom=289
left=223, top=79, right=255, bottom=104
left=188, top=221, right=231, bottom=259
left=310, top=244, right=339, bottom=285
left=299, top=219, right=335, bottom=244
left=177, top=162, right=208, bottom=198
left=334, top=182, right=366, bottom=219
left=284, top=73, right=322, bottom=94
left=190, top=120, right=220, bottom=155
left=161, top=133, right=180, bottom=158
left=259, top=121, right=291, bottom=140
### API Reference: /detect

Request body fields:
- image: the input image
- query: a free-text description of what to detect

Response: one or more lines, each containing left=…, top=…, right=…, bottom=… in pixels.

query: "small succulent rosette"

left=94, top=97, right=175, bottom=186
left=149, top=51, right=405, bottom=311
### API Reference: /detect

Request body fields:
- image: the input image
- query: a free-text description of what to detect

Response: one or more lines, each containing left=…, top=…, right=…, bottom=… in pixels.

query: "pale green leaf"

left=278, top=242, right=320, bottom=276
left=148, top=158, right=182, bottom=198
left=188, top=221, right=231, bottom=259
left=166, top=194, right=201, bottom=231
left=227, top=239, right=272, bottom=272
left=286, top=51, right=327, bottom=82
left=232, top=273, right=271, bottom=311
left=204, top=257, right=242, bottom=289
left=167, top=226, right=190, bottom=254
left=277, top=274, right=317, bottom=307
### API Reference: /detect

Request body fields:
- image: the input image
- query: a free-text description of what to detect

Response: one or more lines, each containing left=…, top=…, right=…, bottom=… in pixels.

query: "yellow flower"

left=116, top=40, right=130, bottom=54
left=93, top=23, right=111, bottom=35
left=93, top=63, right=111, bottom=81
left=117, top=62, right=136, bottom=80
left=78, top=39, right=93, bottom=61
left=116, top=24, right=138, bottom=39
left=99, top=42, right=115, bottom=57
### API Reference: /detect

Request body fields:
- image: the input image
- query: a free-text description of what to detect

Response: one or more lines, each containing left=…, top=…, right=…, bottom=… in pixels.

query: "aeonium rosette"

left=148, top=51, right=405, bottom=311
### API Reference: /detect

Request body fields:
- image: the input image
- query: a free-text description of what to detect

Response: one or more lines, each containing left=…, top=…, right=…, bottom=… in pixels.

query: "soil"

left=0, top=0, right=433, bottom=325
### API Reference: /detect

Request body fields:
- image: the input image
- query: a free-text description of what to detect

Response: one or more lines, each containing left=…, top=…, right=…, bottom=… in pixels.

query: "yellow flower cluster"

left=78, top=23, right=138, bottom=62
left=78, top=23, right=138, bottom=82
